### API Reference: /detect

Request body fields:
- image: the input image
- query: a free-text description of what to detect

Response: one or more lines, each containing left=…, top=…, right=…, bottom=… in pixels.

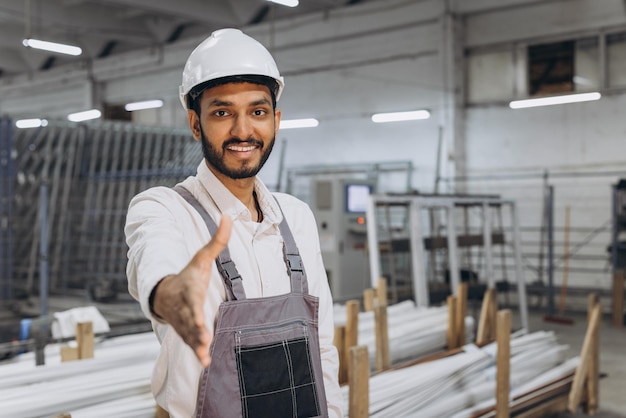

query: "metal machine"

left=310, top=178, right=375, bottom=302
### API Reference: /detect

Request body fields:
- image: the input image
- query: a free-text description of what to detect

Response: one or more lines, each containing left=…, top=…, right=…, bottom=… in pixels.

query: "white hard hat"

left=179, top=28, right=285, bottom=110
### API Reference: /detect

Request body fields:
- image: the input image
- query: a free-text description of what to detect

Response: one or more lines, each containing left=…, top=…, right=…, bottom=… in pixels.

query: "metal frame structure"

left=366, top=193, right=529, bottom=330
left=0, top=118, right=14, bottom=300
left=0, top=118, right=200, bottom=302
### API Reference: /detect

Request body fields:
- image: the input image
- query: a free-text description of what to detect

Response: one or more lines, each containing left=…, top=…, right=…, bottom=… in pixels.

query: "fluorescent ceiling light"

left=280, top=118, right=319, bottom=129
left=15, top=118, right=48, bottom=129
left=509, top=92, right=601, bottom=109
left=371, top=110, right=430, bottom=123
left=125, top=99, right=164, bottom=111
left=23, top=38, right=82, bottom=56
left=68, top=109, right=102, bottom=122
left=267, top=0, right=299, bottom=6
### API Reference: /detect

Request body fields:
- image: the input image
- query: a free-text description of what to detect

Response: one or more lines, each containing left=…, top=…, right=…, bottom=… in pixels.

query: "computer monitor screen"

left=345, top=184, right=372, bottom=213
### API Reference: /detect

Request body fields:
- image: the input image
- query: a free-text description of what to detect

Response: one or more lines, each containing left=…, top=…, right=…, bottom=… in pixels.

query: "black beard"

left=200, top=126, right=275, bottom=180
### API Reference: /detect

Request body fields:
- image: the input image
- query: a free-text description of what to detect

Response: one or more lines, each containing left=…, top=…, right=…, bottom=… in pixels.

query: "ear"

left=274, top=108, right=282, bottom=136
left=188, top=110, right=201, bottom=141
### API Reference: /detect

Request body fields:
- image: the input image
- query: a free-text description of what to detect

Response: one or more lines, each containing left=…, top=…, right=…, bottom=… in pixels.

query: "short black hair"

left=188, top=74, right=279, bottom=115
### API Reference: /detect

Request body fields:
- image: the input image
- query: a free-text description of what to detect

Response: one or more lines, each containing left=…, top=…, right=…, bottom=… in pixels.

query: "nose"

left=230, top=114, right=254, bottom=139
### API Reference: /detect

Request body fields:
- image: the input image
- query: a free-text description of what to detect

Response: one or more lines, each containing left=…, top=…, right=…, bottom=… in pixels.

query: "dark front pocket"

left=236, top=337, right=321, bottom=418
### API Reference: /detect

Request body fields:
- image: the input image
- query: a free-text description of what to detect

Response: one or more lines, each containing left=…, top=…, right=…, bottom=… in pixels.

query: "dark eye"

left=214, top=110, right=229, bottom=117
left=253, top=109, right=267, bottom=116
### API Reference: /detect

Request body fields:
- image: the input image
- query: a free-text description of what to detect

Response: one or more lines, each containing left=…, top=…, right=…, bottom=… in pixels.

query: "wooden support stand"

left=363, top=278, right=388, bottom=312
left=376, top=278, right=388, bottom=308
left=487, top=294, right=601, bottom=417
left=363, top=288, right=376, bottom=312
left=337, top=280, right=390, bottom=385
left=447, top=295, right=458, bottom=350
left=374, top=305, right=390, bottom=372
left=456, top=283, right=468, bottom=347
left=446, top=282, right=469, bottom=350
left=335, top=299, right=360, bottom=386
left=585, top=294, right=600, bottom=414
left=344, top=291, right=602, bottom=418
left=496, top=309, right=511, bottom=418
left=349, top=345, right=369, bottom=418
left=568, top=294, right=601, bottom=413
left=334, top=325, right=348, bottom=385
left=60, top=321, right=94, bottom=362
left=476, top=288, right=497, bottom=345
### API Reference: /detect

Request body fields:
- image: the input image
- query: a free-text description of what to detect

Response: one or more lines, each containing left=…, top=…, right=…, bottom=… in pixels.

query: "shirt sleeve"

left=125, top=187, right=191, bottom=322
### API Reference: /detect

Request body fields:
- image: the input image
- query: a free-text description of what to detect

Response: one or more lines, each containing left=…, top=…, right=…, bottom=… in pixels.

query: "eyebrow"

left=206, top=98, right=271, bottom=108
left=206, top=99, right=233, bottom=107
left=250, top=98, right=271, bottom=106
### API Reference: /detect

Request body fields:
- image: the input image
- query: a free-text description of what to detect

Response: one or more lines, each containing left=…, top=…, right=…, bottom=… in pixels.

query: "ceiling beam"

left=87, top=0, right=245, bottom=26
left=0, top=0, right=155, bottom=42
left=0, top=23, right=24, bottom=49
left=143, top=16, right=188, bottom=43
left=0, top=47, right=31, bottom=73
left=228, top=0, right=268, bottom=24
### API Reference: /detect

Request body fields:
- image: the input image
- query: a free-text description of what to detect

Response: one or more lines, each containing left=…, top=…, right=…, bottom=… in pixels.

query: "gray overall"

left=174, top=186, right=329, bottom=418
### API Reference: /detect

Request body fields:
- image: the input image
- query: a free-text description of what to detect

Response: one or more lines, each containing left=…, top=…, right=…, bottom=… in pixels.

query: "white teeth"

left=228, top=145, right=256, bottom=152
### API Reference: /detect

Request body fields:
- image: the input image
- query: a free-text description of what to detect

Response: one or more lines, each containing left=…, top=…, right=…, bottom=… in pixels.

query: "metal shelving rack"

left=366, top=193, right=529, bottom=330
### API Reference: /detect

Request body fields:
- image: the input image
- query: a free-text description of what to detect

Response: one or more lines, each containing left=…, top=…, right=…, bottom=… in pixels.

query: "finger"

left=190, top=214, right=232, bottom=272
left=205, top=214, right=232, bottom=258
left=196, top=344, right=211, bottom=368
left=187, top=216, right=230, bottom=367
left=195, top=329, right=212, bottom=367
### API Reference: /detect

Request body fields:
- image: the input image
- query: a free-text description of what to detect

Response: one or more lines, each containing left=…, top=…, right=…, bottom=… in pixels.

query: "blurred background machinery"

left=610, top=179, right=626, bottom=326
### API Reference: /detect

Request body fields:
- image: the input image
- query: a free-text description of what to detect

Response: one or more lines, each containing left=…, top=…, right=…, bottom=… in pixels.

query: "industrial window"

left=104, top=103, right=132, bottom=122
left=573, top=37, right=599, bottom=91
left=607, top=32, right=626, bottom=88
left=467, top=36, right=602, bottom=105
left=527, top=41, right=575, bottom=96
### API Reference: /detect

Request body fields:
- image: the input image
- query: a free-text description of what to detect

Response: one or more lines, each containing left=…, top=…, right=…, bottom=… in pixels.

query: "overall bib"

left=174, top=186, right=329, bottom=418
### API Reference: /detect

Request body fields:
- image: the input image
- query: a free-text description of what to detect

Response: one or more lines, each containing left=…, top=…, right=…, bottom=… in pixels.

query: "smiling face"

left=188, top=82, right=281, bottom=183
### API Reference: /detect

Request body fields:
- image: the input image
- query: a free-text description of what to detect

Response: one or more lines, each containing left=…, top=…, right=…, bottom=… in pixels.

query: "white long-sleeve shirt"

left=125, top=161, right=342, bottom=418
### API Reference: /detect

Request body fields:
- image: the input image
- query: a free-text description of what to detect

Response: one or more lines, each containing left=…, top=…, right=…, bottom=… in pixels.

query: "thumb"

left=195, top=214, right=232, bottom=269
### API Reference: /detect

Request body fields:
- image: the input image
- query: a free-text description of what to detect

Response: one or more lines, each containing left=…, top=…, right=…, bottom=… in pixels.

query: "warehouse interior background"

left=1, top=0, right=626, bottom=417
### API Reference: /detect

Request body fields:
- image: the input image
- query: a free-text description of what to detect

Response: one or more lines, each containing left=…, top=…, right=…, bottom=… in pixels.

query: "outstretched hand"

left=152, top=214, right=232, bottom=367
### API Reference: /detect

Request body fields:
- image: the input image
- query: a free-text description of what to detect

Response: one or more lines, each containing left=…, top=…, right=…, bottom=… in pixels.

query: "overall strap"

left=275, top=199, right=309, bottom=295
left=173, top=185, right=246, bottom=301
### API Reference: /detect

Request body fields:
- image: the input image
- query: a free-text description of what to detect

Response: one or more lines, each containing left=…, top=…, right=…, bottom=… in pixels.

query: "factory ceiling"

left=0, top=0, right=370, bottom=79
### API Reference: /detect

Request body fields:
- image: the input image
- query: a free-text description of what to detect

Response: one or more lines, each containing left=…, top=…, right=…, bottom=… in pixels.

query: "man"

left=125, top=28, right=342, bottom=417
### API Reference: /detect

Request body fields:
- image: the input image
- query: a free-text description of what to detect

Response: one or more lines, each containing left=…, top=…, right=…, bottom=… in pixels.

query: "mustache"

left=223, top=138, right=263, bottom=148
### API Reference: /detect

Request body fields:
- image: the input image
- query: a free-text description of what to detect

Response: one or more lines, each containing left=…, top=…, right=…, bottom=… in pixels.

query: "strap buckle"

left=219, top=260, right=241, bottom=282
left=286, top=254, right=303, bottom=272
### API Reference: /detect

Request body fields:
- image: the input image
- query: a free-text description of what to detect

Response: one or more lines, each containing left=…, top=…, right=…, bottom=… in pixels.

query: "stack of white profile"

left=1, top=305, right=577, bottom=418
left=333, top=300, right=474, bottom=367
left=0, top=332, right=160, bottom=418
left=340, top=330, right=578, bottom=417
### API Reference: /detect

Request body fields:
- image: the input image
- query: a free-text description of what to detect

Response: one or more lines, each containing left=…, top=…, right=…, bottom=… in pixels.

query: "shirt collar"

left=196, top=161, right=283, bottom=225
